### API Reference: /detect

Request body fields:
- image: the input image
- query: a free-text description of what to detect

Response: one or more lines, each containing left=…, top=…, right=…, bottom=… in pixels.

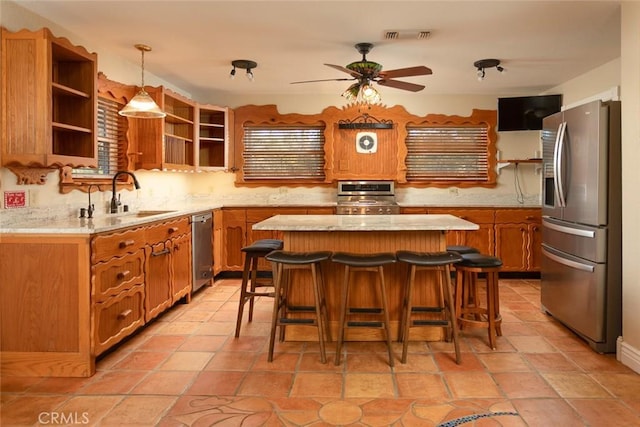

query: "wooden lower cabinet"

left=0, top=234, right=93, bottom=377
left=222, top=208, right=246, bottom=271
left=427, top=208, right=495, bottom=256
left=0, top=214, right=194, bottom=377
left=213, top=209, right=223, bottom=275
left=171, top=232, right=193, bottom=302
left=145, top=240, right=173, bottom=321
left=220, top=207, right=336, bottom=272
left=400, top=206, right=541, bottom=272
left=495, top=208, right=542, bottom=272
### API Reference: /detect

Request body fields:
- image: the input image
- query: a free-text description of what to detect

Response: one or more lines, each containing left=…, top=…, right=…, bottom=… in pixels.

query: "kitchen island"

left=252, top=214, right=478, bottom=342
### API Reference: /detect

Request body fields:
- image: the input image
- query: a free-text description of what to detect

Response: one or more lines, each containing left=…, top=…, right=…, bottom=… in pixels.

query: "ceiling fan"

left=291, top=42, right=432, bottom=103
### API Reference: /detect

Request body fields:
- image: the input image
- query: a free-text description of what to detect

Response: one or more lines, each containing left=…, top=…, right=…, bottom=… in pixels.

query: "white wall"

left=620, top=1, right=640, bottom=373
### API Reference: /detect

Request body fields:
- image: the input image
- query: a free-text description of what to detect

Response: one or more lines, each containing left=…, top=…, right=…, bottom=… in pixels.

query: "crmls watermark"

left=38, top=412, right=90, bottom=425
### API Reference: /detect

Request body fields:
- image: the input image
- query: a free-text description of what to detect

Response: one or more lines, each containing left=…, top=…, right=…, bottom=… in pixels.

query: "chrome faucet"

left=110, top=171, right=141, bottom=213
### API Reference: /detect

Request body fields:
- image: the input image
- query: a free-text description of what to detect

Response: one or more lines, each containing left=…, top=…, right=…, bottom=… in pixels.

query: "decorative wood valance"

left=232, top=103, right=497, bottom=187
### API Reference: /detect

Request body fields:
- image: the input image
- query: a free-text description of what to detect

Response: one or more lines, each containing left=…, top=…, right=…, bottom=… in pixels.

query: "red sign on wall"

left=4, top=191, right=26, bottom=209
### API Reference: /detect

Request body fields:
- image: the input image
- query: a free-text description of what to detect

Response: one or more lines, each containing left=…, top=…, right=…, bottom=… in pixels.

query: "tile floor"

left=2, top=278, right=640, bottom=426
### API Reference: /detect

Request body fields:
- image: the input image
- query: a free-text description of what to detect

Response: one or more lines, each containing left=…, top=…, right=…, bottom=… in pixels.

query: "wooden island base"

left=280, top=229, right=451, bottom=342
left=253, top=214, right=478, bottom=343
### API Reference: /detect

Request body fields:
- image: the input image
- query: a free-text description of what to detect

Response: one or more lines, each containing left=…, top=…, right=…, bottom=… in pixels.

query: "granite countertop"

left=0, top=204, right=222, bottom=235
left=252, top=214, right=479, bottom=231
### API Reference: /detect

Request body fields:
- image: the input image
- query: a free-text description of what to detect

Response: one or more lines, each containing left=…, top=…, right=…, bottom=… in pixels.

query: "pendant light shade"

left=119, top=44, right=166, bottom=118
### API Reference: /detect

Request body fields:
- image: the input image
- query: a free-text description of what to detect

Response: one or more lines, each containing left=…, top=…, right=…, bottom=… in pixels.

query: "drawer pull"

left=116, top=270, right=131, bottom=280
left=119, top=240, right=135, bottom=248
left=152, top=248, right=170, bottom=257
left=168, top=227, right=179, bottom=234
left=117, top=309, right=133, bottom=320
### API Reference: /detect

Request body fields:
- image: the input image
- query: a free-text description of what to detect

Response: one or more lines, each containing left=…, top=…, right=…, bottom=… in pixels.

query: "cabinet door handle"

left=119, top=240, right=135, bottom=248
left=168, top=227, right=179, bottom=234
left=152, top=248, right=170, bottom=257
left=117, top=309, right=133, bottom=320
left=117, top=270, right=130, bottom=280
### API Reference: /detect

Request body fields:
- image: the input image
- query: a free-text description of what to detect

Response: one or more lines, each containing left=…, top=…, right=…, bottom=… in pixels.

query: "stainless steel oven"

left=336, top=180, right=399, bottom=215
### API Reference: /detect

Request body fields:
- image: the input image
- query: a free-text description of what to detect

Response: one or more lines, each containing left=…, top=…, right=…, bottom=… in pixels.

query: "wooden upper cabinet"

left=197, top=104, right=231, bottom=170
left=1, top=27, right=97, bottom=168
left=129, top=86, right=196, bottom=171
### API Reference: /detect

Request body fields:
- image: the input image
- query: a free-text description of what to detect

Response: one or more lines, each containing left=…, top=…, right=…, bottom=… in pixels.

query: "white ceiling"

left=13, top=1, right=621, bottom=101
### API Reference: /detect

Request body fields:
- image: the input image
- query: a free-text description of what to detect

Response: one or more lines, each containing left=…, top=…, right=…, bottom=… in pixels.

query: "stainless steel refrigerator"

left=541, top=99, right=621, bottom=353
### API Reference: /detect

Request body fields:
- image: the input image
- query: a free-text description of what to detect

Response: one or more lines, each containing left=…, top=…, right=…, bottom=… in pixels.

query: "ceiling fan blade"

left=291, top=77, right=355, bottom=84
left=324, top=63, right=362, bottom=78
left=379, top=66, right=433, bottom=79
left=377, top=79, right=425, bottom=92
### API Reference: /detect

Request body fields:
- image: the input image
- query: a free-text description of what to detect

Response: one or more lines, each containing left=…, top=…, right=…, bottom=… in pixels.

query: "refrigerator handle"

left=554, top=122, right=568, bottom=207
left=542, top=246, right=595, bottom=272
left=542, top=218, right=596, bottom=238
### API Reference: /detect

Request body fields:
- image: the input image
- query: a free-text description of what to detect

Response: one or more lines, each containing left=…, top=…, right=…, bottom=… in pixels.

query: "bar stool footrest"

left=287, top=305, right=316, bottom=312
left=348, top=307, right=383, bottom=314
left=280, top=318, right=315, bottom=325
left=348, top=321, right=383, bottom=327
left=412, top=306, right=444, bottom=314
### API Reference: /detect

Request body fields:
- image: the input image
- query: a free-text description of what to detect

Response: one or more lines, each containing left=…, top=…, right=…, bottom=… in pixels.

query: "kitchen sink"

left=133, top=210, right=178, bottom=217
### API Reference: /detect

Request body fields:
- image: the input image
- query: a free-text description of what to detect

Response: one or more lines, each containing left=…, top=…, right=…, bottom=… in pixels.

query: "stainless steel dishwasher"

left=191, top=212, right=213, bottom=293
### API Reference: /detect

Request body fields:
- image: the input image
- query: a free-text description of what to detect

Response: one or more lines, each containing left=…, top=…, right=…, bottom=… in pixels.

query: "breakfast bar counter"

left=253, top=214, right=478, bottom=341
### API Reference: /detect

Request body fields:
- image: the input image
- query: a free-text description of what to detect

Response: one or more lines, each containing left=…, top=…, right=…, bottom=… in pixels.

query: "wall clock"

left=356, top=132, right=377, bottom=153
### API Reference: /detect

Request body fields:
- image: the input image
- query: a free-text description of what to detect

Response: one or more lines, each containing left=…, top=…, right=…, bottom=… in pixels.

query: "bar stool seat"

left=234, top=239, right=283, bottom=338
left=396, top=251, right=463, bottom=364
left=446, top=245, right=480, bottom=255
left=454, top=253, right=503, bottom=350
left=265, top=250, right=332, bottom=363
left=332, top=252, right=396, bottom=367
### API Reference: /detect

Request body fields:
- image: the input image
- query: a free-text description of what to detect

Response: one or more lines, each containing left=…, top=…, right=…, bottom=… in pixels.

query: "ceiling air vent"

left=383, top=30, right=431, bottom=40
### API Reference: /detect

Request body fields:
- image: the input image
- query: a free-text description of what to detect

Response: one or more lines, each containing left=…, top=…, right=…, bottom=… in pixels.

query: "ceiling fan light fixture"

left=119, top=44, right=166, bottom=118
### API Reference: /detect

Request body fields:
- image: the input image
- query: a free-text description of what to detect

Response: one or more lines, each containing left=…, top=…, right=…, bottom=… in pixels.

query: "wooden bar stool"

left=265, top=250, right=332, bottom=363
left=446, top=245, right=480, bottom=255
left=234, top=239, right=283, bottom=338
left=396, top=250, right=463, bottom=364
left=331, top=252, right=396, bottom=367
left=454, top=253, right=503, bottom=350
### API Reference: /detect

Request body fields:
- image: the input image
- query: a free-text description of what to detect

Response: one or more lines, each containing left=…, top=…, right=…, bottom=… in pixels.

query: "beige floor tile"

left=99, top=395, right=177, bottom=425
left=506, top=335, right=558, bottom=353
left=344, top=373, right=396, bottom=398
left=444, top=372, right=503, bottom=398
left=542, top=372, right=613, bottom=398
left=159, top=351, right=214, bottom=370
left=493, top=372, right=558, bottom=398
left=477, top=352, right=532, bottom=372
left=290, top=372, right=343, bottom=398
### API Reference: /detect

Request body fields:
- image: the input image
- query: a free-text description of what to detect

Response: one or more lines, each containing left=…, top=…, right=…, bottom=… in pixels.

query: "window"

left=72, top=96, right=126, bottom=178
left=242, top=125, right=326, bottom=181
left=405, top=125, right=493, bottom=184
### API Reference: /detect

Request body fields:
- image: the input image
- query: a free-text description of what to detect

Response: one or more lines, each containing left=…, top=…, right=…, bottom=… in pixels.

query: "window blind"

left=73, top=97, right=125, bottom=177
left=405, top=126, right=489, bottom=182
left=242, top=126, right=325, bottom=180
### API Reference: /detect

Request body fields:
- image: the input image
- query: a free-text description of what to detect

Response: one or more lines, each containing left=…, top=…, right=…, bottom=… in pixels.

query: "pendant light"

left=119, top=44, right=166, bottom=118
